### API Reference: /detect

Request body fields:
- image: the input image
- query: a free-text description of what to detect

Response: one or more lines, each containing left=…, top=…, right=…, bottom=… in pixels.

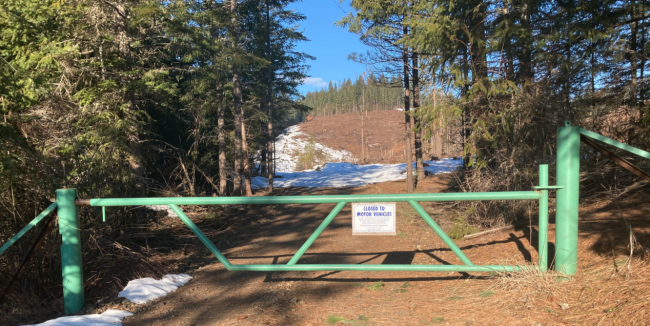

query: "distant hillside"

left=297, top=110, right=460, bottom=165
left=302, top=74, right=404, bottom=117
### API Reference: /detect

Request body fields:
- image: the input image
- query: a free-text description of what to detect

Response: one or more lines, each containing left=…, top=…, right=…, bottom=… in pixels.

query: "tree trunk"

left=217, top=81, right=227, bottom=196
left=361, top=82, right=365, bottom=161
left=470, top=2, right=488, bottom=80
left=629, top=2, right=639, bottom=143
left=467, top=0, right=487, bottom=165
left=641, top=9, right=646, bottom=120
left=412, top=53, right=424, bottom=181
left=403, top=25, right=414, bottom=193
left=503, top=0, right=515, bottom=81
left=116, top=2, right=147, bottom=195
left=519, top=0, right=533, bottom=86
left=95, top=22, right=106, bottom=80
left=230, top=0, right=243, bottom=196
left=260, top=145, right=267, bottom=177
left=242, top=120, right=253, bottom=196
left=434, top=85, right=443, bottom=158
left=116, top=3, right=130, bottom=59
left=590, top=41, right=596, bottom=111
left=461, top=45, right=471, bottom=167
left=631, top=5, right=639, bottom=108
left=266, top=0, right=274, bottom=193
left=562, top=7, right=572, bottom=119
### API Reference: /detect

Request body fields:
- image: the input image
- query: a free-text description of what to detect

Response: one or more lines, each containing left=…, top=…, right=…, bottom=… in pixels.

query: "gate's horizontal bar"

left=86, top=191, right=541, bottom=207
left=533, top=186, right=564, bottom=190
left=227, top=264, right=522, bottom=272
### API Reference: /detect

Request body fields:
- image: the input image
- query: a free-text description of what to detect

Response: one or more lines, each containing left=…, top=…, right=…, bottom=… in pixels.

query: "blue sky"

left=287, top=0, right=370, bottom=95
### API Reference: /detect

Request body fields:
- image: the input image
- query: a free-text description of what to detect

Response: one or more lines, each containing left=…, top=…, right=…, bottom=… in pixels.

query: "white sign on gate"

left=352, top=203, right=396, bottom=235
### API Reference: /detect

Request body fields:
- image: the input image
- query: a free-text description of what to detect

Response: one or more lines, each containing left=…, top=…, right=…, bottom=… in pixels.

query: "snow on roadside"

left=274, top=125, right=351, bottom=173
left=252, top=158, right=462, bottom=189
left=23, top=310, right=133, bottom=326
left=118, top=274, right=193, bottom=304
left=144, top=205, right=178, bottom=218
left=24, top=274, right=192, bottom=326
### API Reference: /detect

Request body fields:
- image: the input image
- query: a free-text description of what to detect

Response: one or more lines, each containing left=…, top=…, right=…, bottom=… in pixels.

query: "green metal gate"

left=2, top=123, right=650, bottom=315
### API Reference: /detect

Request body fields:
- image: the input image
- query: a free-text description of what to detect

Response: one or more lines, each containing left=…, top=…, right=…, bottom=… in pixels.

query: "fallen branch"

left=195, top=165, right=221, bottom=194
left=463, top=222, right=530, bottom=239
left=612, top=180, right=649, bottom=200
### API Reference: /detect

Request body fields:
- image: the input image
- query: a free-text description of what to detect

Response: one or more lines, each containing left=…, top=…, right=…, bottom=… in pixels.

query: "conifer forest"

left=302, top=75, right=405, bottom=116
left=2, top=0, right=650, bottom=321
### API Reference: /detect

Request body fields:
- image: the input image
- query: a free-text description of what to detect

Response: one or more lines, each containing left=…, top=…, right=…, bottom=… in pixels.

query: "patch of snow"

left=252, top=158, right=462, bottom=189
left=118, top=274, right=192, bottom=304
left=25, top=274, right=193, bottom=326
left=273, top=125, right=352, bottom=172
left=145, top=205, right=177, bottom=218
left=23, top=309, right=133, bottom=326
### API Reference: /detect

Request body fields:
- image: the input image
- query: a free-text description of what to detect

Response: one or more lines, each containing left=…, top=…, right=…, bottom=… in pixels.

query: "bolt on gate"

left=2, top=122, right=650, bottom=315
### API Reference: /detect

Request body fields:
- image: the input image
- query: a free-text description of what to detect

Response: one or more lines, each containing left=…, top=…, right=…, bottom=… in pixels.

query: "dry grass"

left=489, top=261, right=575, bottom=311
left=483, top=246, right=650, bottom=325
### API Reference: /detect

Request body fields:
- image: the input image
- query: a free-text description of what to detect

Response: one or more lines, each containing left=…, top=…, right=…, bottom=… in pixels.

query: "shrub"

left=447, top=213, right=480, bottom=240
left=295, top=136, right=331, bottom=171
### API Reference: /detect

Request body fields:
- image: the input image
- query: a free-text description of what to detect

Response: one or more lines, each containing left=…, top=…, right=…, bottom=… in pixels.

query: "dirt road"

left=106, top=176, right=650, bottom=325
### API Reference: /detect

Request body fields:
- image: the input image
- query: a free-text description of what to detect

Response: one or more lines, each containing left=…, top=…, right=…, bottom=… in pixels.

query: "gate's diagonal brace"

left=0, top=202, right=58, bottom=255
left=169, top=204, right=232, bottom=269
left=287, top=201, right=347, bottom=265
left=2, top=209, right=59, bottom=301
left=580, top=135, right=650, bottom=183
left=408, top=200, right=474, bottom=266
left=579, top=128, right=650, bottom=160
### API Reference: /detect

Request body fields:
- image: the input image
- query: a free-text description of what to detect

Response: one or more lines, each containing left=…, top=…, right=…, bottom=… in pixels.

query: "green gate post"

left=57, top=188, right=84, bottom=314
left=555, top=122, right=580, bottom=275
left=538, top=164, right=549, bottom=272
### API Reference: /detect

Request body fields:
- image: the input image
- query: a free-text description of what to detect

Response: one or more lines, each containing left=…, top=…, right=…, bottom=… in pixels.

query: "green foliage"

left=326, top=315, right=349, bottom=324
left=343, top=0, right=650, bottom=174
left=447, top=212, right=480, bottom=240
left=479, top=291, right=496, bottom=298
left=0, top=0, right=312, bottom=315
left=295, top=135, right=331, bottom=171
left=0, top=0, right=76, bottom=114
left=367, top=281, right=384, bottom=290
left=326, top=314, right=369, bottom=325
left=419, top=317, right=445, bottom=324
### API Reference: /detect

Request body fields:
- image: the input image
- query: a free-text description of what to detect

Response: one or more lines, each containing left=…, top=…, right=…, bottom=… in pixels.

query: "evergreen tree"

left=302, top=74, right=403, bottom=116
left=0, top=0, right=312, bottom=309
